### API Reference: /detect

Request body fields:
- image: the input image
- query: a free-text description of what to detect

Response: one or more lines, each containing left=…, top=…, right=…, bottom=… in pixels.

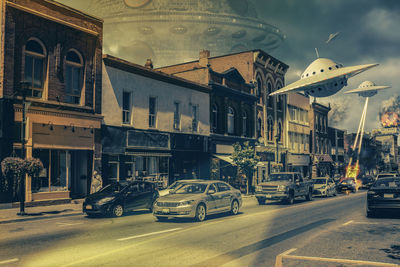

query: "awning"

left=125, top=151, right=172, bottom=157
left=213, top=155, right=236, bottom=166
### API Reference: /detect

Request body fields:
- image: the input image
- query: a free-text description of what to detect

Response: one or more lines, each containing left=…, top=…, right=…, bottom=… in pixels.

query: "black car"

left=337, top=178, right=357, bottom=193
left=83, top=180, right=158, bottom=217
left=366, top=177, right=400, bottom=217
left=360, top=175, right=375, bottom=189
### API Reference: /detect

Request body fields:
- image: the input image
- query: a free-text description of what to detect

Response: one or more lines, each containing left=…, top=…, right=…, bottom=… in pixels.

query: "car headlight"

left=178, top=200, right=195, bottom=207
left=255, top=186, right=262, bottom=192
left=277, top=185, right=287, bottom=192
left=97, top=197, right=115, bottom=205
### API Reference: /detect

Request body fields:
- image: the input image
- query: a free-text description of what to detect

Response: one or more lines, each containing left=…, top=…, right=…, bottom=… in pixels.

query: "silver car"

left=153, top=180, right=242, bottom=222
left=157, top=179, right=205, bottom=197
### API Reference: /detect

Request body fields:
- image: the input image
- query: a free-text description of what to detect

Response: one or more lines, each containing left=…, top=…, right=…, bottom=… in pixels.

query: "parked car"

left=360, top=175, right=375, bottom=189
left=83, top=181, right=158, bottom=217
left=255, top=172, right=314, bottom=205
left=366, top=177, right=400, bottom=217
left=337, top=178, right=357, bottom=193
left=376, top=173, right=398, bottom=180
left=312, top=177, right=337, bottom=197
left=153, top=180, right=242, bottom=222
left=158, top=179, right=204, bottom=197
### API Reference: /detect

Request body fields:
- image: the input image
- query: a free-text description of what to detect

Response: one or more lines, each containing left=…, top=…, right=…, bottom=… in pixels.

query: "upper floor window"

left=65, top=50, right=83, bottom=104
left=227, top=107, right=235, bottom=134
left=267, top=81, right=273, bottom=108
left=276, top=84, right=283, bottom=110
left=174, top=102, right=180, bottom=130
left=149, top=97, right=157, bottom=128
left=24, top=38, right=46, bottom=98
left=256, top=76, right=263, bottom=104
left=242, top=111, right=247, bottom=136
left=192, top=105, right=198, bottom=132
left=257, top=117, right=262, bottom=138
left=277, top=121, right=282, bottom=142
left=122, top=91, right=131, bottom=124
left=267, top=116, right=274, bottom=141
left=212, top=104, right=218, bottom=132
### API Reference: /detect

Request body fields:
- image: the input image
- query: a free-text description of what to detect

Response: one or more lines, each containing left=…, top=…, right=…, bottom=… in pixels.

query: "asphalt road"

left=1, top=192, right=400, bottom=267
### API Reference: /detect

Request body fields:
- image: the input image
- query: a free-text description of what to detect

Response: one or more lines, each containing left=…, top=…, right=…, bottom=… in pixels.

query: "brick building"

left=0, top=0, right=103, bottom=203
left=157, top=49, right=289, bottom=183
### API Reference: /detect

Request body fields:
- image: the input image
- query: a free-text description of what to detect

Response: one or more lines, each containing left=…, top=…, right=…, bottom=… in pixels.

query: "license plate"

left=384, top=194, right=394, bottom=198
left=266, top=194, right=272, bottom=198
left=162, top=208, right=170, bottom=213
left=86, top=204, right=93, bottom=210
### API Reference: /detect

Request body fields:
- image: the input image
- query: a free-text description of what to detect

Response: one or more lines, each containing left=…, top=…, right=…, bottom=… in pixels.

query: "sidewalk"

left=0, top=200, right=84, bottom=224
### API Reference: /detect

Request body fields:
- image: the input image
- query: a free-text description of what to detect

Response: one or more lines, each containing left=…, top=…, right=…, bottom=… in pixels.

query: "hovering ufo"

left=269, top=58, right=378, bottom=97
left=326, top=32, right=340, bottom=43
left=344, top=80, right=391, bottom=97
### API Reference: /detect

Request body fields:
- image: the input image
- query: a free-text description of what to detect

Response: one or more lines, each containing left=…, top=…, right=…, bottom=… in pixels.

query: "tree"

left=231, top=141, right=260, bottom=195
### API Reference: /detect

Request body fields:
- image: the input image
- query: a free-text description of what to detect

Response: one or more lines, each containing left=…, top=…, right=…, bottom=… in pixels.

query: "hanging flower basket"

left=1, top=157, right=26, bottom=178
left=25, top=158, right=44, bottom=178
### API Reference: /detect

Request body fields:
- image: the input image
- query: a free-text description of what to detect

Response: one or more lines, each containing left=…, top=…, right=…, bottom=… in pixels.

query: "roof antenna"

left=315, top=48, right=320, bottom=58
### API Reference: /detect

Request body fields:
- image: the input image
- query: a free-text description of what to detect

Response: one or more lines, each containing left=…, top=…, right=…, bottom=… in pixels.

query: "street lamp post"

left=275, top=132, right=281, bottom=168
left=17, top=81, right=30, bottom=216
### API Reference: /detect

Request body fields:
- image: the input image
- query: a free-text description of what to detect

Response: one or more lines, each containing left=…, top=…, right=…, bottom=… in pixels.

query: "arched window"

left=267, top=81, right=273, bottom=108
left=257, top=117, right=263, bottom=138
left=242, top=111, right=247, bottom=136
left=24, top=38, right=46, bottom=97
left=277, top=121, right=282, bottom=142
left=65, top=49, right=83, bottom=104
left=212, top=104, right=218, bottom=132
left=276, top=83, right=283, bottom=110
left=227, top=107, right=235, bottom=134
left=256, top=76, right=263, bottom=104
left=267, top=116, right=274, bottom=141
left=316, top=137, right=319, bottom=154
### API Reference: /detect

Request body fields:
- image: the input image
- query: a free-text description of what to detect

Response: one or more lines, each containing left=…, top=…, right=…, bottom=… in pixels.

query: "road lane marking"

left=275, top=248, right=297, bottom=267
left=277, top=253, right=400, bottom=267
left=117, top=228, right=182, bottom=241
left=0, top=258, right=19, bottom=265
left=342, top=220, right=353, bottom=226
left=63, top=194, right=365, bottom=267
left=56, top=222, right=84, bottom=227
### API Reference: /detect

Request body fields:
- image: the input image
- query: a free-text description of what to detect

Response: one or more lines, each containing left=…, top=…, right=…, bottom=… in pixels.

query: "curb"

left=0, top=212, right=83, bottom=225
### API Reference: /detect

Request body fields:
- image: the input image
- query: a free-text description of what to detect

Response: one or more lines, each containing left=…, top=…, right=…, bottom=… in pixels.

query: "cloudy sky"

left=58, top=0, right=399, bottom=134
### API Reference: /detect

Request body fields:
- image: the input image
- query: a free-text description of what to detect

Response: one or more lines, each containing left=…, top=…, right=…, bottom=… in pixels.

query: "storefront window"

left=108, top=155, right=119, bottom=181
left=32, top=149, right=70, bottom=192
left=135, top=156, right=169, bottom=178
left=124, top=155, right=135, bottom=179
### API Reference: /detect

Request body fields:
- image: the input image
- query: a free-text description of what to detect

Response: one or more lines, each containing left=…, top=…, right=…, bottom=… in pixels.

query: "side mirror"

left=208, top=189, right=216, bottom=194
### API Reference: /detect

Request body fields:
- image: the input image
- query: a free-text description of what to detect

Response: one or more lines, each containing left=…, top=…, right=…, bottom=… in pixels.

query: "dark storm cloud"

left=57, top=0, right=399, bottom=133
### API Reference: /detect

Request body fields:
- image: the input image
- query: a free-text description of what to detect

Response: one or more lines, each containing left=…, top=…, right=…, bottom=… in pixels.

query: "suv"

left=376, top=173, right=398, bottom=180
left=255, top=172, right=314, bottom=205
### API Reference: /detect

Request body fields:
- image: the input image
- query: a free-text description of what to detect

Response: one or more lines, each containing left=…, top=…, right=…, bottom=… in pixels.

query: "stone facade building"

left=0, top=0, right=103, bottom=202
left=102, top=55, right=211, bottom=186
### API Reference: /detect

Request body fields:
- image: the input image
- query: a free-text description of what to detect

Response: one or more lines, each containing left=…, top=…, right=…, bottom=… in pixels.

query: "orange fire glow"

left=381, top=112, right=399, bottom=128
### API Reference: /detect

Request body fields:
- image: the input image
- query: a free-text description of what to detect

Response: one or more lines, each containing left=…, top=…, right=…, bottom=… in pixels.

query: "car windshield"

left=313, top=179, right=327, bottom=184
left=173, top=183, right=208, bottom=194
left=377, top=174, right=396, bottom=178
left=267, top=174, right=292, bottom=181
left=342, top=179, right=354, bottom=184
left=168, top=181, right=185, bottom=190
left=373, top=178, right=400, bottom=188
left=98, top=183, right=125, bottom=193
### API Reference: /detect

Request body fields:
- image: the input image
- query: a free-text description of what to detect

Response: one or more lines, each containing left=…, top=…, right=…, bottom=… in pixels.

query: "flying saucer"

left=344, top=80, right=391, bottom=97
left=269, top=58, right=378, bottom=97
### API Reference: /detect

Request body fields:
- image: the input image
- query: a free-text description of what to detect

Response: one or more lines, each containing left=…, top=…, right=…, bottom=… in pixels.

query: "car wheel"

left=231, top=200, right=239, bottom=215
left=195, top=204, right=206, bottom=222
left=111, top=204, right=124, bottom=217
left=286, top=192, right=294, bottom=205
left=257, top=198, right=266, bottom=205
left=366, top=208, right=375, bottom=218
left=305, top=189, right=313, bottom=201
left=156, top=216, right=168, bottom=222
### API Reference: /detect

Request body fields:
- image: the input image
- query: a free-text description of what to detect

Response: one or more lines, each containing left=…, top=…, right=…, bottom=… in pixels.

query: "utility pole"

left=17, top=81, right=30, bottom=216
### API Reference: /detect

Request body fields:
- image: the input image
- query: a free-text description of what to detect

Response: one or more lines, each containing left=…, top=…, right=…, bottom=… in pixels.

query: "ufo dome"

left=301, top=58, right=343, bottom=79
left=358, top=81, right=376, bottom=88
left=75, top=0, right=285, bottom=67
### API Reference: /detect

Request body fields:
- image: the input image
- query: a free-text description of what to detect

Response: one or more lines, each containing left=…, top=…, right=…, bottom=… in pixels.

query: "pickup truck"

left=255, top=172, right=314, bottom=205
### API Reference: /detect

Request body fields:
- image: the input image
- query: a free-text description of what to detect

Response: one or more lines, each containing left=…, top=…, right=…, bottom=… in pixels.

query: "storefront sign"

left=127, top=130, right=170, bottom=149
left=288, top=154, right=310, bottom=166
